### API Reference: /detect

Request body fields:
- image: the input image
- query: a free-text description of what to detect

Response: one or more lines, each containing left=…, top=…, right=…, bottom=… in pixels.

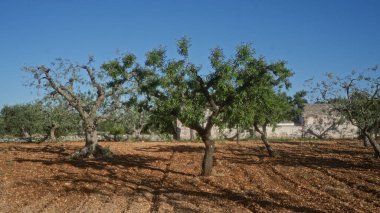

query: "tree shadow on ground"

left=218, top=142, right=380, bottom=171
left=135, top=145, right=204, bottom=153
left=5, top=142, right=379, bottom=212
left=7, top=143, right=327, bottom=212
left=0, top=145, right=69, bottom=156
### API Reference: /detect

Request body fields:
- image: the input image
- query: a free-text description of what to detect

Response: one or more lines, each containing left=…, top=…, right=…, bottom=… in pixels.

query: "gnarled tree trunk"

left=201, top=134, right=215, bottom=176
left=21, top=127, right=32, bottom=142
left=364, top=131, right=380, bottom=158
left=133, top=127, right=143, bottom=141
left=304, top=128, right=324, bottom=139
left=260, top=130, right=275, bottom=157
left=254, top=123, right=275, bottom=157
left=72, top=121, right=111, bottom=159
left=49, top=123, right=59, bottom=142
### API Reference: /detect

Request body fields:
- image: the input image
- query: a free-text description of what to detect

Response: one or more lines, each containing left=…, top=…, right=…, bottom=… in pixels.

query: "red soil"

left=0, top=140, right=379, bottom=212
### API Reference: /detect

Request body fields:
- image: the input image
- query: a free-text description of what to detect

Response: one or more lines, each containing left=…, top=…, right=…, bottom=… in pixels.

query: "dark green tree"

left=289, top=90, right=308, bottom=123
left=226, top=90, right=297, bottom=156
left=0, top=116, right=5, bottom=136
left=0, top=102, right=45, bottom=139
left=140, top=38, right=294, bottom=175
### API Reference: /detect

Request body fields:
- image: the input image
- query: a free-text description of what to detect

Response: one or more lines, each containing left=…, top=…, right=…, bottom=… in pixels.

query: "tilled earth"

left=0, top=140, right=379, bottom=212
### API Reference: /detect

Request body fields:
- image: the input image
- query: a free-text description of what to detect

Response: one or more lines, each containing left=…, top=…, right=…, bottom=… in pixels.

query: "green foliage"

left=98, top=119, right=125, bottom=134
left=42, top=98, right=81, bottom=137
left=177, top=36, right=191, bottom=57
left=1, top=102, right=45, bottom=137
left=145, top=48, right=166, bottom=67
left=138, top=37, right=296, bottom=140
left=97, top=100, right=152, bottom=137
left=109, top=126, right=124, bottom=136
left=101, top=53, right=136, bottom=79
left=289, top=90, right=308, bottom=122
left=24, top=54, right=139, bottom=144
left=0, top=116, right=5, bottom=136
left=0, top=100, right=80, bottom=138
left=218, top=44, right=296, bottom=131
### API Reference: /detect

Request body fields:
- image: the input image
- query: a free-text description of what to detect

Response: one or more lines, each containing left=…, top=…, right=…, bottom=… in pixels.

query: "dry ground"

left=0, top=140, right=379, bottom=212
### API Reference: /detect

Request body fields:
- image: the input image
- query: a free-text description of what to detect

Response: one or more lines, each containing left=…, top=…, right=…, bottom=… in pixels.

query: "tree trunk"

left=85, top=128, right=98, bottom=151
left=201, top=136, right=215, bottom=176
left=22, top=130, right=30, bottom=138
left=364, top=132, right=380, bottom=158
left=236, top=125, right=240, bottom=145
left=21, top=127, right=32, bottom=142
left=306, top=129, right=324, bottom=139
left=21, top=127, right=30, bottom=138
left=71, top=122, right=111, bottom=159
left=175, top=127, right=181, bottom=140
left=254, top=123, right=275, bottom=157
left=260, top=130, right=275, bottom=157
left=363, top=136, right=370, bottom=147
left=49, top=124, right=58, bottom=142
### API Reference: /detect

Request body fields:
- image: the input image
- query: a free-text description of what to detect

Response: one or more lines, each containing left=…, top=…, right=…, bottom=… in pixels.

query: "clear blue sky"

left=0, top=0, right=379, bottom=107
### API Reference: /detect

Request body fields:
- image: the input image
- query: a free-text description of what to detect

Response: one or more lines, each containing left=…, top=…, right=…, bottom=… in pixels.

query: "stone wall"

left=175, top=109, right=359, bottom=140
left=0, top=133, right=173, bottom=143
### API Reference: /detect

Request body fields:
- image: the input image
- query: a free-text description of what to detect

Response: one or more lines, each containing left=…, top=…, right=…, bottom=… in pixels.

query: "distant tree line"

left=0, top=100, right=80, bottom=140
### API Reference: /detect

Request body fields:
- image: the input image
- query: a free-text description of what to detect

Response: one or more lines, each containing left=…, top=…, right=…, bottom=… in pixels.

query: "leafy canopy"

left=139, top=37, right=295, bottom=135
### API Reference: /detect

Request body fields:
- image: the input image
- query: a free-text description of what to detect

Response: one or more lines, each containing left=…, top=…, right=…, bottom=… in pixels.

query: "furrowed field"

left=0, top=140, right=379, bottom=212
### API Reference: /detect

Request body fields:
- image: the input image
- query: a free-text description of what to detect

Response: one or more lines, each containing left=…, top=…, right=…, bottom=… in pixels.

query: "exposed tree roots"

left=70, top=144, right=113, bottom=159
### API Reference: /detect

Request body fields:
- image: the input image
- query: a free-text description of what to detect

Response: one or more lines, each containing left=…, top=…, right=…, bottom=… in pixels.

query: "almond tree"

left=25, top=55, right=138, bottom=157
left=226, top=90, right=300, bottom=157
left=140, top=38, right=293, bottom=175
left=312, top=69, right=380, bottom=158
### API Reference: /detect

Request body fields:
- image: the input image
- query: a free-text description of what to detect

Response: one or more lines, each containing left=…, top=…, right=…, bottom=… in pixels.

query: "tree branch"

left=39, top=66, right=87, bottom=118
left=196, top=75, right=219, bottom=112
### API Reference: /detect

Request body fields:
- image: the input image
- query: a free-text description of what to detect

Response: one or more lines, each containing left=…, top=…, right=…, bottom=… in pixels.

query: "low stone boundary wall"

left=0, top=133, right=173, bottom=143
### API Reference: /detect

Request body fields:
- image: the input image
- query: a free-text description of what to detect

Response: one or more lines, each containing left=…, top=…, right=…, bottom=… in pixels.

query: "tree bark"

left=363, top=136, right=370, bottom=147
left=134, top=128, right=142, bottom=140
left=49, top=124, right=58, bottom=142
left=260, top=131, right=275, bottom=157
left=201, top=136, right=215, bottom=176
left=305, top=128, right=324, bottom=139
left=237, top=125, right=240, bottom=145
left=254, top=123, right=275, bottom=157
left=21, top=127, right=32, bottom=142
left=71, top=121, right=111, bottom=158
left=364, top=132, right=380, bottom=158
left=21, top=127, right=30, bottom=138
